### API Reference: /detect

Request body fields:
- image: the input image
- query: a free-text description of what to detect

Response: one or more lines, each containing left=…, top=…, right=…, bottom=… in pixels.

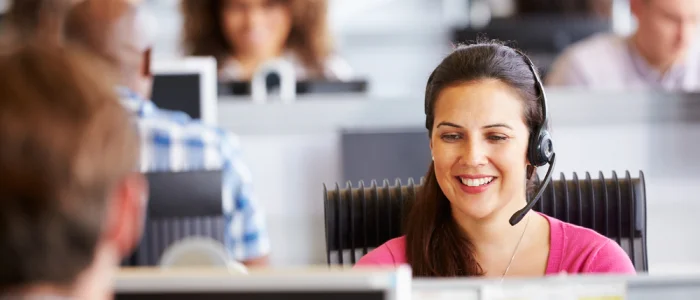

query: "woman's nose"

left=460, top=140, right=488, bottom=167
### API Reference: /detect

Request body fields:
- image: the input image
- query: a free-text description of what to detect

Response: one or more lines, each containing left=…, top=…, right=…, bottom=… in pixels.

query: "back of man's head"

left=0, top=42, right=145, bottom=296
left=4, top=0, right=74, bottom=41
left=65, top=0, right=154, bottom=98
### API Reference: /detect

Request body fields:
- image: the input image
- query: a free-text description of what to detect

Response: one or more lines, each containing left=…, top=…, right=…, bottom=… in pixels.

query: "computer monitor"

left=451, top=15, right=611, bottom=75
left=115, top=267, right=411, bottom=300
left=451, top=15, right=611, bottom=54
left=151, top=57, right=218, bottom=125
left=122, top=170, right=224, bottom=267
left=340, top=129, right=430, bottom=184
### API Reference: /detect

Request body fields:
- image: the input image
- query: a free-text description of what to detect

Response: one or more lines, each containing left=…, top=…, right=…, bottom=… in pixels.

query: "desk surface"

left=116, top=266, right=411, bottom=291
left=115, top=268, right=700, bottom=299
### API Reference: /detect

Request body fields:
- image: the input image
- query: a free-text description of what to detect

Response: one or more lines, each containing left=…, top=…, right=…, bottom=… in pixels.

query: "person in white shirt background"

left=546, top=0, right=700, bottom=91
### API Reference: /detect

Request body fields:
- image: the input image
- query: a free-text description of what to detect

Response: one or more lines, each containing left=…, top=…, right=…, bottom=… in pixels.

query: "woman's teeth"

left=460, top=177, right=494, bottom=187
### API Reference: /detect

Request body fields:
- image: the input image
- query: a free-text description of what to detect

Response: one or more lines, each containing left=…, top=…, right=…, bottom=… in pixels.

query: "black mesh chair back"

left=323, top=170, right=648, bottom=272
left=122, top=170, right=225, bottom=266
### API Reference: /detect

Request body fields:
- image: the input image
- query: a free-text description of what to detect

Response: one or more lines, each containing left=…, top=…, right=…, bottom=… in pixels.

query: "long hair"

left=405, top=42, right=544, bottom=277
left=181, top=0, right=332, bottom=77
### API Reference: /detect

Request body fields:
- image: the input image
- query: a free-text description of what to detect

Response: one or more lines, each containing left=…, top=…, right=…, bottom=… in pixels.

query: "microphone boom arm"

left=509, top=153, right=557, bottom=226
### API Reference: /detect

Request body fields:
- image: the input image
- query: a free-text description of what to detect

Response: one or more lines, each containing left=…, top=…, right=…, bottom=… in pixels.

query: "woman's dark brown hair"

left=181, top=0, right=331, bottom=77
left=405, top=42, right=544, bottom=277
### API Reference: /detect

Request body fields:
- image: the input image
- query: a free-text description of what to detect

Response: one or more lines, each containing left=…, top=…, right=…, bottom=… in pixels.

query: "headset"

left=509, top=49, right=556, bottom=226
left=425, top=46, right=556, bottom=227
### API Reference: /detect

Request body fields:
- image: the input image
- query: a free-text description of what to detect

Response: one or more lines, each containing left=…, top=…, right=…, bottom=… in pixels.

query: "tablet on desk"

left=115, top=266, right=411, bottom=300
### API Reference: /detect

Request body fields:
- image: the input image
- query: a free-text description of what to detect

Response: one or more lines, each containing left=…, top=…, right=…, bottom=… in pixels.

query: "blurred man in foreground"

left=0, top=43, right=146, bottom=299
left=546, top=0, right=700, bottom=91
left=2, top=0, right=75, bottom=42
left=65, top=0, right=271, bottom=266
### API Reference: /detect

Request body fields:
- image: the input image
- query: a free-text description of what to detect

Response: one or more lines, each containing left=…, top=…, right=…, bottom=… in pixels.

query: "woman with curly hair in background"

left=181, top=0, right=353, bottom=81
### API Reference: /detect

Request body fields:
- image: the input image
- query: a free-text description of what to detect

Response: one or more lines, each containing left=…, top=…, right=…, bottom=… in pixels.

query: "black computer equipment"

left=151, top=73, right=203, bottom=119
left=150, top=57, right=218, bottom=125
left=218, top=79, right=369, bottom=97
left=122, top=170, right=224, bottom=267
left=452, top=15, right=611, bottom=53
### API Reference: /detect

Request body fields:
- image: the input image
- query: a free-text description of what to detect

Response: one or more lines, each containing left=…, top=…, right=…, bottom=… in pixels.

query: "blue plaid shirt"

left=118, top=87, right=270, bottom=262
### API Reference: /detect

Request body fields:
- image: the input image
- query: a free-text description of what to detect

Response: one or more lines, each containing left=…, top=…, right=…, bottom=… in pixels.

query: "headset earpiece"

left=528, top=129, right=553, bottom=167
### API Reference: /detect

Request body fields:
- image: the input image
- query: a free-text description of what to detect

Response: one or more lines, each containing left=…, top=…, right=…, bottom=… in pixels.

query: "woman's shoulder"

left=354, top=236, right=407, bottom=267
left=545, top=214, right=636, bottom=274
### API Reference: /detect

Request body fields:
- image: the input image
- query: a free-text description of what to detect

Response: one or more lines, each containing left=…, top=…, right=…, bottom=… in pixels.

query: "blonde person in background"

left=181, top=0, right=353, bottom=81
left=546, top=0, right=700, bottom=91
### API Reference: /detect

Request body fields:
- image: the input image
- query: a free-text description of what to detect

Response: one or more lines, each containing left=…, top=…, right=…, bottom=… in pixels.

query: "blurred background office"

left=547, top=0, right=700, bottom=90
left=3, top=0, right=700, bottom=277
left=140, top=0, right=625, bottom=97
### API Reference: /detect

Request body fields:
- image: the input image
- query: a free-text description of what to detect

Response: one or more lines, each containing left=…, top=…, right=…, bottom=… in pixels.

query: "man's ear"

left=629, top=0, right=644, bottom=18
left=142, top=47, right=152, bottom=77
left=104, top=173, right=148, bottom=259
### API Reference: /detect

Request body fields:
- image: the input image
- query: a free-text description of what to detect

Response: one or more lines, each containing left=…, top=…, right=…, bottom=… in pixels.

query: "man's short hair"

left=64, top=0, right=155, bottom=71
left=0, top=42, right=139, bottom=289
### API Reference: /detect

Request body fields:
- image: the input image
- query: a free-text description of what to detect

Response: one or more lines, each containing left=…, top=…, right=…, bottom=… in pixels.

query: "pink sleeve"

left=584, top=240, right=637, bottom=274
left=354, top=244, right=398, bottom=267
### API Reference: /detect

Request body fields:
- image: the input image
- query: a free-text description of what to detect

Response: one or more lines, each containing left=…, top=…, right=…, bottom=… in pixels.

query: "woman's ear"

left=429, top=136, right=434, bottom=160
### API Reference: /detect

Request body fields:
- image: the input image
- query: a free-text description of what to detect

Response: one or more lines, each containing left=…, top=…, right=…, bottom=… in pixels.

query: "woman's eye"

left=441, top=134, right=461, bottom=142
left=487, top=135, right=508, bottom=141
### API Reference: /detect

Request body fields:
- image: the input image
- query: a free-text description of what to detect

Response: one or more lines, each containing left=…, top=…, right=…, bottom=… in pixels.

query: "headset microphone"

left=509, top=154, right=556, bottom=226
left=509, top=49, right=556, bottom=226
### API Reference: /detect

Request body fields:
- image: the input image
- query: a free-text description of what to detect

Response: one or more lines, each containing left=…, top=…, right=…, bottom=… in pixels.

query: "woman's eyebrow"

left=482, top=123, right=513, bottom=130
left=436, top=122, right=514, bottom=130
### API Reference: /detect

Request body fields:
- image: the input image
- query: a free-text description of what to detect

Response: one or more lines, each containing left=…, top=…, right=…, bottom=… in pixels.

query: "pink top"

left=355, top=214, right=636, bottom=275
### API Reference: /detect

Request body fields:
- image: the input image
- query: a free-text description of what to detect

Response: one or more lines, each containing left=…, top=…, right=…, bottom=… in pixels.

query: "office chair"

left=323, top=171, right=648, bottom=272
left=159, top=237, right=248, bottom=274
left=122, top=170, right=226, bottom=266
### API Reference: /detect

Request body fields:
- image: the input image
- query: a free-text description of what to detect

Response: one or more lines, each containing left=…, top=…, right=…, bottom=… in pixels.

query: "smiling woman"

left=354, top=42, right=636, bottom=279
left=181, top=0, right=353, bottom=81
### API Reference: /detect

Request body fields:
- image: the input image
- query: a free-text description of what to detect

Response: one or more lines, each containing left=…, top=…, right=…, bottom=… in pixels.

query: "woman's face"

left=430, top=79, right=530, bottom=221
left=221, top=0, right=292, bottom=58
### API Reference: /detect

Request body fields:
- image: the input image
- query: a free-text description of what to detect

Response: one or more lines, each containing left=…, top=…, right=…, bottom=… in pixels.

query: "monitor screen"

left=151, top=74, right=202, bottom=119
left=150, top=57, right=218, bottom=125
left=341, top=129, right=430, bottom=184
